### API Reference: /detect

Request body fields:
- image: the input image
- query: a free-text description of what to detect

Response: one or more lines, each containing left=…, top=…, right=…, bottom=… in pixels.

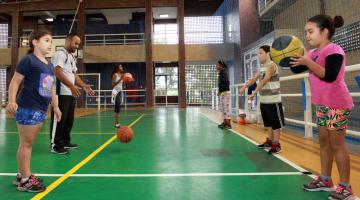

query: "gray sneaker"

left=328, top=184, right=356, bottom=200
left=17, top=175, right=46, bottom=193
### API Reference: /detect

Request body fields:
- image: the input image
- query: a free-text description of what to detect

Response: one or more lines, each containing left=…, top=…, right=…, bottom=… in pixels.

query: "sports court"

left=0, top=108, right=342, bottom=200
left=0, top=0, right=360, bottom=199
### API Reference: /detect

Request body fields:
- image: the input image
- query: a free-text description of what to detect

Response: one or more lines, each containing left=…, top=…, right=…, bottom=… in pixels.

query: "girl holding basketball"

left=290, top=15, right=355, bottom=200
left=112, top=64, right=125, bottom=128
left=7, top=29, right=61, bottom=192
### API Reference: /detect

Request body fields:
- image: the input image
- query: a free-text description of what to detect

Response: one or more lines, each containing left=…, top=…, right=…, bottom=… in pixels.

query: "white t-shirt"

left=113, top=73, right=123, bottom=92
left=51, top=47, right=77, bottom=95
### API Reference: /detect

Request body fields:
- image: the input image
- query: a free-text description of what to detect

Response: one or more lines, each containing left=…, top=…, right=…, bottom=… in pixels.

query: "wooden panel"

left=185, top=44, right=234, bottom=62
left=19, top=0, right=78, bottom=12
left=153, top=45, right=178, bottom=62
left=83, top=45, right=146, bottom=63
left=145, top=0, right=154, bottom=108
left=17, top=47, right=28, bottom=62
left=0, top=48, right=11, bottom=65
left=9, top=10, right=22, bottom=84
left=153, top=0, right=176, bottom=7
left=178, top=0, right=186, bottom=108
left=84, top=0, right=144, bottom=9
left=81, top=44, right=233, bottom=63
left=77, top=1, right=86, bottom=73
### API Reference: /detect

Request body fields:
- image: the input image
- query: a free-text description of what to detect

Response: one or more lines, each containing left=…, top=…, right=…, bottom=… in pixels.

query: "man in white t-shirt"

left=50, top=34, right=94, bottom=155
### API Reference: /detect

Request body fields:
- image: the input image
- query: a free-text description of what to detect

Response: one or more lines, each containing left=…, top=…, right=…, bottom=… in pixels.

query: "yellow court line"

left=31, top=114, right=145, bottom=200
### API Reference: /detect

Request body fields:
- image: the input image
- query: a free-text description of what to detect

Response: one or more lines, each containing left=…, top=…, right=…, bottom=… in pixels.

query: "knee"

left=19, top=141, right=33, bottom=149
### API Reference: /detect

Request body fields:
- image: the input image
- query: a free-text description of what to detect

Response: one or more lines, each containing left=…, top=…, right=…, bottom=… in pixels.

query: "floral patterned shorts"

left=316, top=105, right=351, bottom=131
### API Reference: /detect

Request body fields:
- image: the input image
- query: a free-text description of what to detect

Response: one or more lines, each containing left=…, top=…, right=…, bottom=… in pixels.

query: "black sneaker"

left=257, top=138, right=272, bottom=149
left=218, top=122, right=225, bottom=128
left=17, top=175, right=46, bottom=193
left=223, top=124, right=232, bottom=129
left=268, top=143, right=282, bottom=154
left=115, top=123, right=122, bottom=129
left=51, top=148, right=69, bottom=155
left=64, top=143, right=78, bottom=149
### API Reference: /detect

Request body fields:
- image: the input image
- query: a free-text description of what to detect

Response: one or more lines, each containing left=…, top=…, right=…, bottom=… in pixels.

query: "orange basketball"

left=123, top=73, right=134, bottom=84
left=117, top=126, right=133, bottom=143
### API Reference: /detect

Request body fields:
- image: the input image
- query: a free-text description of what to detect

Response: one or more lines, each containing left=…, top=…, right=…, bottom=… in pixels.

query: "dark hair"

left=217, top=60, right=227, bottom=68
left=308, top=14, right=344, bottom=39
left=111, top=63, right=124, bottom=76
left=27, top=29, right=52, bottom=54
left=66, top=33, right=79, bottom=40
left=259, top=45, right=271, bottom=53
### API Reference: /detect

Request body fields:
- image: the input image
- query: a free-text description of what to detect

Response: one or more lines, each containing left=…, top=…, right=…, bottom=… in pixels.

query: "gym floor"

left=0, top=108, right=358, bottom=199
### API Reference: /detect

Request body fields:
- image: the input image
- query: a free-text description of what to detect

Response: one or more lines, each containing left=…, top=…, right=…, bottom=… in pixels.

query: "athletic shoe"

left=328, top=184, right=356, bottom=200
left=218, top=122, right=225, bottom=128
left=14, top=174, right=43, bottom=187
left=257, top=138, right=272, bottom=149
left=51, top=147, right=69, bottom=155
left=303, top=176, right=334, bottom=192
left=17, top=175, right=46, bottom=192
left=268, top=143, right=282, bottom=154
left=64, top=143, right=78, bottom=149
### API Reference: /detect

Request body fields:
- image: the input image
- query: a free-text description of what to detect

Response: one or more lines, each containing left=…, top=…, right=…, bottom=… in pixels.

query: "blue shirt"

left=16, top=53, right=55, bottom=111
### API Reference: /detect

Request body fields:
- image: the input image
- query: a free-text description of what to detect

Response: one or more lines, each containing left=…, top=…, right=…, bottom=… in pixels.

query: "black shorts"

left=114, top=92, right=122, bottom=113
left=260, top=103, right=285, bottom=130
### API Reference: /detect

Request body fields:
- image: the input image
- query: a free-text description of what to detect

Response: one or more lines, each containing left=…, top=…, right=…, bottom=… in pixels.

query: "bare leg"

left=318, top=126, right=333, bottom=177
left=17, top=124, right=42, bottom=178
left=272, top=128, right=281, bottom=143
left=329, top=129, right=350, bottom=183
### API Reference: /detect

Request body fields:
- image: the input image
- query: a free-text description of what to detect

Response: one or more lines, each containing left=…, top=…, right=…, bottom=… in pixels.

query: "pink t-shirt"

left=308, top=43, right=353, bottom=109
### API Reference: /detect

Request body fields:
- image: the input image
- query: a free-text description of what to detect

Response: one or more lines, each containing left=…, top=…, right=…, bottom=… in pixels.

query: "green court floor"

left=0, top=108, right=329, bottom=199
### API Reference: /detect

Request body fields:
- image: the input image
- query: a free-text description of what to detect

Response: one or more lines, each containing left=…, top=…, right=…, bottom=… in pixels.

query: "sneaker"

left=12, top=173, right=22, bottom=186
left=268, top=143, right=281, bottom=154
left=223, top=124, right=232, bottom=129
left=115, top=123, right=122, bottom=129
left=17, top=175, right=46, bottom=192
left=218, top=122, right=225, bottom=128
left=257, top=138, right=272, bottom=149
left=303, top=176, right=334, bottom=192
left=328, top=184, right=356, bottom=200
left=50, top=147, right=69, bottom=155
left=64, top=143, right=78, bottom=149
left=14, top=174, right=43, bottom=187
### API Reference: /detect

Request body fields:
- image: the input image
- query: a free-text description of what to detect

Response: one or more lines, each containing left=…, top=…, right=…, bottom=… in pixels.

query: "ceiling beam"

left=0, top=0, right=177, bottom=13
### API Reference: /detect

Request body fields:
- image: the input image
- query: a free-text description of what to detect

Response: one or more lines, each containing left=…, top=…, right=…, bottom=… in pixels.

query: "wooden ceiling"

left=0, top=0, right=224, bottom=16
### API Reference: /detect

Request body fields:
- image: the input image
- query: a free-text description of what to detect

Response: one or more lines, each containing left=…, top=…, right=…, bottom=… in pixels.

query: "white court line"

left=0, top=132, right=116, bottom=135
left=0, top=172, right=303, bottom=177
left=199, top=111, right=316, bottom=179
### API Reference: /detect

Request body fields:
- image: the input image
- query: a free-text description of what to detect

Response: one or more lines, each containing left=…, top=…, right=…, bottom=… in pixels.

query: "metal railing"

left=7, top=31, right=227, bottom=47
left=258, top=0, right=275, bottom=13
left=211, top=64, right=360, bottom=138
left=85, top=33, right=145, bottom=46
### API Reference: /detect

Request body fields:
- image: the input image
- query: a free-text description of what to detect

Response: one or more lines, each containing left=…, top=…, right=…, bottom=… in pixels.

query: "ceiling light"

left=159, top=14, right=169, bottom=18
left=46, top=18, right=54, bottom=22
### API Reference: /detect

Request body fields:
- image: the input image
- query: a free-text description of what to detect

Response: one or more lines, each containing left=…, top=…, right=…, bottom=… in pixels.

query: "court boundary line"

left=0, top=172, right=304, bottom=177
left=199, top=111, right=315, bottom=179
left=31, top=114, right=145, bottom=200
